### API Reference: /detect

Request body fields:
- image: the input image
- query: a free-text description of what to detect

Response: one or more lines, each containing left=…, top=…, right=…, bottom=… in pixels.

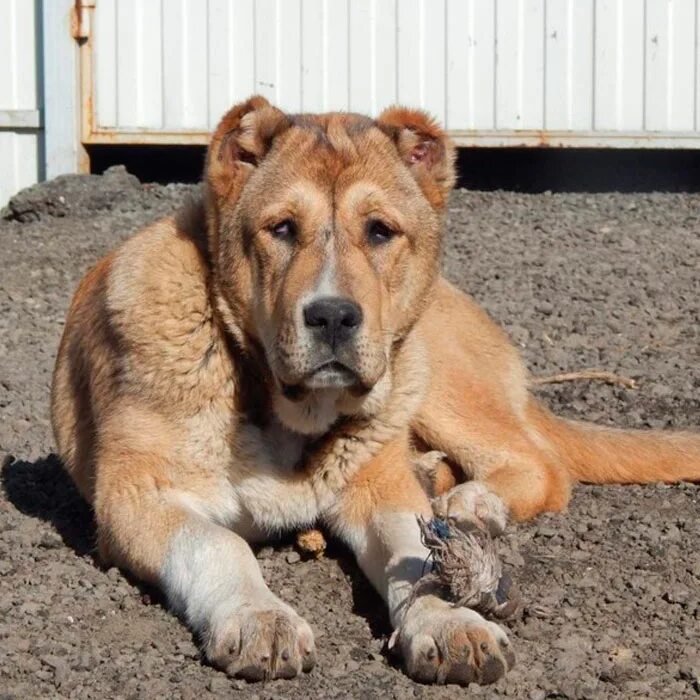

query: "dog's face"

left=206, top=97, right=455, bottom=433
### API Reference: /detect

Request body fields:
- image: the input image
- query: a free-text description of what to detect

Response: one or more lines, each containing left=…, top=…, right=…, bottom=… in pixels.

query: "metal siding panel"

left=646, top=0, right=695, bottom=131
left=521, top=0, right=545, bottom=129
left=697, top=0, right=700, bottom=131
left=668, top=0, right=696, bottom=130
left=569, top=0, right=595, bottom=131
left=208, top=0, right=256, bottom=126
left=373, top=0, right=398, bottom=111
left=445, top=0, right=469, bottom=130
left=618, top=0, right=645, bottom=130
left=349, top=0, right=373, bottom=114
left=323, top=0, right=349, bottom=110
left=0, top=132, right=16, bottom=205
left=496, top=0, right=521, bottom=127
left=43, top=0, right=81, bottom=176
left=446, top=0, right=496, bottom=130
left=231, top=0, right=256, bottom=107
left=471, top=0, right=497, bottom=129
left=545, top=0, right=594, bottom=130
left=254, top=0, right=277, bottom=103
left=496, top=0, right=545, bottom=129
left=163, top=0, right=186, bottom=128
left=208, top=0, right=233, bottom=126
left=117, top=0, right=164, bottom=128
left=0, top=1, right=40, bottom=203
left=596, top=0, right=644, bottom=130
left=163, top=0, right=209, bottom=129
left=397, top=0, right=422, bottom=107
left=0, top=2, right=12, bottom=108
left=13, top=130, right=39, bottom=193
left=95, top=0, right=118, bottom=128
left=301, top=0, right=324, bottom=111
left=143, top=1, right=165, bottom=128
left=594, top=0, right=618, bottom=129
left=422, top=0, right=446, bottom=124
left=0, top=131, right=39, bottom=206
left=13, top=0, right=37, bottom=110
left=84, top=0, right=700, bottom=148
left=118, top=0, right=141, bottom=126
left=277, top=0, right=302, bottom=112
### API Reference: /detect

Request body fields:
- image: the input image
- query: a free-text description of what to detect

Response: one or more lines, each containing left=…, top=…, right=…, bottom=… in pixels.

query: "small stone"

left=207, top=675, right=229, bottom=692
left=256, top=546, right=273, bottom=560
left=664, top=586, right=691, bottom=605
left=285, top=551, right=301, bottom=564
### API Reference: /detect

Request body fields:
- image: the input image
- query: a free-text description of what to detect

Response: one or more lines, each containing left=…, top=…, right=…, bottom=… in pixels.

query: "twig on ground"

left=532, top=369, right=637, bottom=390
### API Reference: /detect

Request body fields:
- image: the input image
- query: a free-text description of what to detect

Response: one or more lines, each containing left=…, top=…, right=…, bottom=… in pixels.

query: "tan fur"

left=51, top=97, right=699, bottom=684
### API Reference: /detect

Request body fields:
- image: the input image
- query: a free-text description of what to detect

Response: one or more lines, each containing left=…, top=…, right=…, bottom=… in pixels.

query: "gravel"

left=1, top=166, right=698, bottom=699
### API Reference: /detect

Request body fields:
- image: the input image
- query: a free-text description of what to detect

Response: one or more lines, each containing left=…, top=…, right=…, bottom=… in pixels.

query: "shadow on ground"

left=1, top=454, right=96, bottom=559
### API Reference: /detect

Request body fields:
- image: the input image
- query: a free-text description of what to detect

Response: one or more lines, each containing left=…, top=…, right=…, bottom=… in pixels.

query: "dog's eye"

left=367, top=220, right=396, bottom=246
left=270, top=220, right=296, bottom=240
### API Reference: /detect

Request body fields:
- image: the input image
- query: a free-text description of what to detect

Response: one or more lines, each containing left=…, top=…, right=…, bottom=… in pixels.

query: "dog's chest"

left=258, top=420, right=308, bottom=471
left=223, top=420, right=323, bottom=536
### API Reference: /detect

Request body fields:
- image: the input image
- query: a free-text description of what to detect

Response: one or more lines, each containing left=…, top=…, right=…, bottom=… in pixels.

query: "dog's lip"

left=309, top=360, right=355, bottom=377
left=304, top=360, right=359, bottom=387
left=279, top=361, right=362, bottom=398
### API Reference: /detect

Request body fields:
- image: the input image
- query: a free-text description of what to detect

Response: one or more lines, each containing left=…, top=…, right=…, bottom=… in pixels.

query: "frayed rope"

left=408, top=516, right=521, bottom=620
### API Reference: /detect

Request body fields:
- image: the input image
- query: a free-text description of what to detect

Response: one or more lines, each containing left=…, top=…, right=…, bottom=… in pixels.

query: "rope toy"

left=413, top=516, right=522, bottom=620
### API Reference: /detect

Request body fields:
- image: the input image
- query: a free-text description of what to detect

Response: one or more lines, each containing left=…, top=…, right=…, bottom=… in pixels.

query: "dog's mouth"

left=304, top=360, right=358, bottom=389
left=280, top=360, right=368, bottom=400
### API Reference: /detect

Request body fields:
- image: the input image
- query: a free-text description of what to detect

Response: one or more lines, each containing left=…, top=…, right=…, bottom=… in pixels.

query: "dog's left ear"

left=377, top=107, right=456, bottom=209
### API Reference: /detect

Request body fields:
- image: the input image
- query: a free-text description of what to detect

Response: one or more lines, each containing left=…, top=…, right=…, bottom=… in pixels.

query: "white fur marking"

left=331, top=511, right=431, bottom=627
left=161, top=521, right=272, bottom=636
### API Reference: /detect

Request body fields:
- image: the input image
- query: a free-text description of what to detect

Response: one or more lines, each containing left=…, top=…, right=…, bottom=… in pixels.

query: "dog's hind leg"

left=413, top=377, right=572, bottom=523
left=412, top=279, right=572, bottom=522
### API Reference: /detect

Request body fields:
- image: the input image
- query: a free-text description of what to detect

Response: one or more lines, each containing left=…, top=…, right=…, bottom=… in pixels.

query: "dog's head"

left=205, top=97, right=455, bottom=434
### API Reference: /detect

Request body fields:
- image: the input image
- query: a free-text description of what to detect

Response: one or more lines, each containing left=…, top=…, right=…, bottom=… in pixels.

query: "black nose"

left=303, top=297, right=363, bottom=348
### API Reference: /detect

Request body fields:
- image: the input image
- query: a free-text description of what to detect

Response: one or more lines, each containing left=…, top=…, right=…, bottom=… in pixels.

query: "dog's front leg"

left=325, top=437, right=515, bottom=686
left=95, top=443, right=316, bottom=681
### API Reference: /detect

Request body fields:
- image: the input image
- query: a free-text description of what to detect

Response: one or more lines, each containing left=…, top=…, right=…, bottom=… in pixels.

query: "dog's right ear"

left=205, top=96, right=290, bottom=207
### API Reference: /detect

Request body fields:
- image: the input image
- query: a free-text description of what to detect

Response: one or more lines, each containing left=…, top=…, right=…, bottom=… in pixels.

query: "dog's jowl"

left=51, top=97, right=700, bottom=684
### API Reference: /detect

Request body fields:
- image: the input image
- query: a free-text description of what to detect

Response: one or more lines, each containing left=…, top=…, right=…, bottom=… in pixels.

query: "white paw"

left=432, top=481, right=508, bottom=537
left=392, top=595, right=515, bottom=685
left=205, top=603, right=316, bottom=681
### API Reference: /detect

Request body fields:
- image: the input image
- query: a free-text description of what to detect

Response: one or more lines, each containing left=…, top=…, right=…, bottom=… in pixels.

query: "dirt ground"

left=1, top=167, right=698, bottom=699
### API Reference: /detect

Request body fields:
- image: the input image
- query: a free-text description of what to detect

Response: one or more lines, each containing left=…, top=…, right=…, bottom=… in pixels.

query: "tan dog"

left=51, top=97, right=700, bottom=686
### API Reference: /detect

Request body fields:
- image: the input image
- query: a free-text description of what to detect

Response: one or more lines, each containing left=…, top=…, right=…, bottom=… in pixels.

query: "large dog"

left=52, top=97, right=700, bottom=685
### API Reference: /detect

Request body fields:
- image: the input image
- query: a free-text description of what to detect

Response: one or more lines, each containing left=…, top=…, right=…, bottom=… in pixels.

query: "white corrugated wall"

left=0, top=0, right=42, bottom=206
left=86, top=0, right=700, bottom=147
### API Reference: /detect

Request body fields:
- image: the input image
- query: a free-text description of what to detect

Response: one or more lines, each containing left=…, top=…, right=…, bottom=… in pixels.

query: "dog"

left=51, top=97, right=700, bottom=685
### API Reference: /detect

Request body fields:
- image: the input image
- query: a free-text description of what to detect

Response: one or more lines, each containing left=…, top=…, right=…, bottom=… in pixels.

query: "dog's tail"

left=529, top=401, right=700, bottom=484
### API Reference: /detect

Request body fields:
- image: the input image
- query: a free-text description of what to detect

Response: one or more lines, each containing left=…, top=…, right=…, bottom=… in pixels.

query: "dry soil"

left=1, top=167, right=698, bottom=699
